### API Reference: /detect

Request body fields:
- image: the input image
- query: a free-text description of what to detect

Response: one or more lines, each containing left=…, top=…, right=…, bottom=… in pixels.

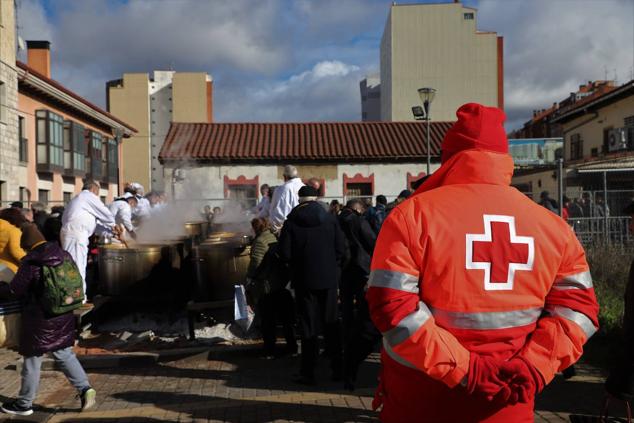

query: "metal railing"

left=570, top=216, right=633, bottom=249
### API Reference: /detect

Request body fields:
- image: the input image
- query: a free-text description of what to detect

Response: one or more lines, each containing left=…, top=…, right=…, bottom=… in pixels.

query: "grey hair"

left=82, top=180, right=100, bottom=191
left=283, top=165, right=298, bottom=178
left=31, top=202, right=46, bottom=212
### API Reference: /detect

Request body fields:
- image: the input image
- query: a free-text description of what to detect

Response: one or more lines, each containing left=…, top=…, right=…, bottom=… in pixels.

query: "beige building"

left=380, top=1, right=503, bottom=122
left=0, top=0, right=19, bottom=204
left=552, top=80, right=634, bottom=195
left=107, top=71, right=213, bottom=191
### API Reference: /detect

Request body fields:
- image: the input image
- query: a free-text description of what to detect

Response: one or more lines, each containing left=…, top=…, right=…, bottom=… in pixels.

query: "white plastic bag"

left=234, top=285, right=254, bottom=332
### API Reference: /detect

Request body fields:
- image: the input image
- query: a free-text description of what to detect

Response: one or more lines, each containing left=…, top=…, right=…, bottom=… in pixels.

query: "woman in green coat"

left=247, top=218, right=297, bottom=358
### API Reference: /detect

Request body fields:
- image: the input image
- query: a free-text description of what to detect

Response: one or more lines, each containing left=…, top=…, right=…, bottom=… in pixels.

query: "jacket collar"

left=415, top=149, right=514, bottom=194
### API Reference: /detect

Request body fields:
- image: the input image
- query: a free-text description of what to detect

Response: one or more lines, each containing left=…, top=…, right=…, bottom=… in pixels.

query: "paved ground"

left=0, top=346, right=621, bottom=422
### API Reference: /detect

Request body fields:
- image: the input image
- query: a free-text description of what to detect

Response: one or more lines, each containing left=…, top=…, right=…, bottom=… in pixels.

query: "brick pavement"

left=0, top=347, right=621, bottom=422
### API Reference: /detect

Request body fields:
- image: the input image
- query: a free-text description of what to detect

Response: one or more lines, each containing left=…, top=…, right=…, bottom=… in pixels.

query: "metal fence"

left=570, top=216, right=633, bottom=249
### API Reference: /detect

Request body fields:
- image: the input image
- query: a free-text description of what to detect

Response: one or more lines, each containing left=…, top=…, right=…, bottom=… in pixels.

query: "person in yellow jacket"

left=0, top=208, right=27, bottom=275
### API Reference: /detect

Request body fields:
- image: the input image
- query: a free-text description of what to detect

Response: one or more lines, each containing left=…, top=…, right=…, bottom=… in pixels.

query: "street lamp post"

left=417, top=87, right=436, bottom=175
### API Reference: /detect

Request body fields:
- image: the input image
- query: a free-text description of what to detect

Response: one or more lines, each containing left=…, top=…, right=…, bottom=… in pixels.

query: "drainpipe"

left=603, top=170, right=608, bottom=244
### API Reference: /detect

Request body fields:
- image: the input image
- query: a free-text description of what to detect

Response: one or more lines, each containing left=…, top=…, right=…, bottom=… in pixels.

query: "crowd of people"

left=0, top=180, right=169, bottom=416
left=537, top=190, right=611, bottom=220
left=242, top=165, right=427, bottom=389
left=243, top=103, right=601, bottom=422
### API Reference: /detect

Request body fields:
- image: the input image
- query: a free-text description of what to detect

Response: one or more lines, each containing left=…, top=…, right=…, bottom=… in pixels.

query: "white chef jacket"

left=108, top=199, right=135, bottom=232
left=269, top=177, right=305, bottom=229
left=133, top=196, right=152, bottom=220
left=60, top=190, right=115, bottom=295
left=61, top=190, right=116, bottom=243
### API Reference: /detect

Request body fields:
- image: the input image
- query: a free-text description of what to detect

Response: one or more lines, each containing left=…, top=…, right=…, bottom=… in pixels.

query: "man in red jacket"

left=367, top=103, right=599, bottom=422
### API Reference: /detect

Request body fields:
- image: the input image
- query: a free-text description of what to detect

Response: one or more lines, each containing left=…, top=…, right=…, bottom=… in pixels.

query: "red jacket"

left=367, top=149, right=599, bottom=423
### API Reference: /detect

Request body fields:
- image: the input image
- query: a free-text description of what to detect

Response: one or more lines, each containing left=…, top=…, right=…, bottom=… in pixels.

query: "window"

left=591, top=147, right=599, bottom=157
left=0, top=81, right=6, bottom=123
left=107, top=138, right=118, bottom=183
left=87, top=131, right=103, bottom=180
left=625, top=115, right=634, bottom=127
left=36, top=110, right=64, bottom=172
left=63, top=121, right=87, bottom=176
left=18, top=116, right=27, bottom=163
left=343, top=173, right=374, bottom=201
left=223, top=175, right=259, bottom=208
left=464, top=12, right=474, bottom=20
left=63, top=192, right=72, bottom=204
left=38, top=189, right=49, bottom=205
left=570, top=133, right=583, bottom=160
left=101, top=138, right=108, bottom=182
left=19, top=187, right=29, bottom=203
left=346, top=183, right=372, bottom=197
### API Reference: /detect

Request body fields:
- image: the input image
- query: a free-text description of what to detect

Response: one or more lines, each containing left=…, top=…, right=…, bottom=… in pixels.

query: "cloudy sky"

left=17, top=0, right=634, bottom=130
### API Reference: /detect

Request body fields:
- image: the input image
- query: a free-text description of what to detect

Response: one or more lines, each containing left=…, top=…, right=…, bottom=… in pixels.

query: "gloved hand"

left=466, top=353, right=511, bottom=403
left=499, top=357, right=545, bottom=404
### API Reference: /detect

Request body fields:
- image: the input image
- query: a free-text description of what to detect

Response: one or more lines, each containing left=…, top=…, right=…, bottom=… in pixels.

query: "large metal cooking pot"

left=192, top=238, right=251, bottom=303
left=184, top=221, right=209, bottom=241
left=98, top=243, right=180, bottom=296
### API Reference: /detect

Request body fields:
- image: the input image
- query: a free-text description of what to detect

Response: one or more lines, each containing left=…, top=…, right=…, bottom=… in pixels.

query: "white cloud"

left=477, top=0, right=634, bottom=129
left=217, top=60, right=364, bottom=122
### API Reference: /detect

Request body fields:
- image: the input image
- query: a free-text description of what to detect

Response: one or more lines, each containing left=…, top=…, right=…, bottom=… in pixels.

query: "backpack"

left=40, top=256, right=85, bottom=315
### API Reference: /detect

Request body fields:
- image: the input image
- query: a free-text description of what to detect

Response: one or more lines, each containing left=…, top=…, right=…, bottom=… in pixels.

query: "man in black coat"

left=338, top=199, right=380, bottom=390
left=279, top=186, right=345, bottom=384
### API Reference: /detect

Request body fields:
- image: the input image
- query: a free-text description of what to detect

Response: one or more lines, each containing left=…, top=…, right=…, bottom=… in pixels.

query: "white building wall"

left=167, top=162, right=441, bottom=209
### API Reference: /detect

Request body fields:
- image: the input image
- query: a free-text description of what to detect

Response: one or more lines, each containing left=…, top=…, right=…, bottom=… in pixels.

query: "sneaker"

left=80, top=387, right=97, bottom=411
left=1, top=400, right=33, bottom=416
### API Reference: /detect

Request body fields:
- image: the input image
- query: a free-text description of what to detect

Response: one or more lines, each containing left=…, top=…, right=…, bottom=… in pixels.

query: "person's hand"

left=499, top=357, right=544, bottom=404
left=467, top=353, right=512, bottom=403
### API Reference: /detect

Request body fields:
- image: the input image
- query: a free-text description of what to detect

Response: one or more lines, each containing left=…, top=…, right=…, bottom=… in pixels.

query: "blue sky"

left=17, top=0, right=634, bottom=130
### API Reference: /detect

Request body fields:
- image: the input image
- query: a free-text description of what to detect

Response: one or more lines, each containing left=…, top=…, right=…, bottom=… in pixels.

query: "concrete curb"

left=16, top=342, right=262, bottom=372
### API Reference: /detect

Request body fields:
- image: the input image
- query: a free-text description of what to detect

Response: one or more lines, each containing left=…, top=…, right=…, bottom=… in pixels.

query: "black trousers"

left=341, top=276, right=381, bottom=382
left=259, top=289, right=297, bottom=354
left=295, top=287, right=342, bottom=379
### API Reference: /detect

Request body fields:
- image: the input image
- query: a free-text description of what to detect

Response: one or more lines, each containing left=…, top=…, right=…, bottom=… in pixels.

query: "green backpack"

left=40, top=256, right=85, bottom=315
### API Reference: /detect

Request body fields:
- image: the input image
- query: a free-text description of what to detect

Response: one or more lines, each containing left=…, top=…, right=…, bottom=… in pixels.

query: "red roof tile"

left=159, top=121, right=454, bottom=163
left=16, top=61, right=137, bottom=133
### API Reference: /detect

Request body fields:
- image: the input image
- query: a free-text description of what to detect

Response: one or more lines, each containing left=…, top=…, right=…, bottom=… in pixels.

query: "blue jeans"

left=17, top=347, right=90, bottom=408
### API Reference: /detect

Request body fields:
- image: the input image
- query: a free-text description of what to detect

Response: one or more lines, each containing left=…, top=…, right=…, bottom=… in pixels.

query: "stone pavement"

left=0, top=346, right=621, bottom=422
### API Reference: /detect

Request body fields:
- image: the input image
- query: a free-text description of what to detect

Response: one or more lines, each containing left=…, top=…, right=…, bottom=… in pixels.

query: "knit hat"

left=298, top=186, right=319, bottom=198
left=441, top=103, right=508, bottom=163
left=20, top=223, right=46, bottom=250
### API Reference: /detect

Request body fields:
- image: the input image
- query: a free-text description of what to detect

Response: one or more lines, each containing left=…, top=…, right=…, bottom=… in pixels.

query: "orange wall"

left=18, top=91, right=120, bottom=203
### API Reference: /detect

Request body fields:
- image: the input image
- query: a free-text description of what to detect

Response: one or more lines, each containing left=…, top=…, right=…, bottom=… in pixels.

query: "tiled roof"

left=16, top=61, right=137, bottom=133
left=159, top=121, right=454, bottom=163
left=552, top=80, right=633, bottom=124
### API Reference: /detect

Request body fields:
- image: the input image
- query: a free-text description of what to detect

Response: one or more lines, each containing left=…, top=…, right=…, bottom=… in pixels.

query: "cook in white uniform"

left=130, top=183, right=151, bottom=221
left=60, top=181, right=116, bottom=296
left=269, top=165, right=305, bottom=231
left=108, top=193, right=138, bottom=235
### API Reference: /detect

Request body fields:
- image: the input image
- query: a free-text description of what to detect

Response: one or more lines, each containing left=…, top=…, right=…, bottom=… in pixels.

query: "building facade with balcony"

left=16, top=41, right=136, bottom=206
